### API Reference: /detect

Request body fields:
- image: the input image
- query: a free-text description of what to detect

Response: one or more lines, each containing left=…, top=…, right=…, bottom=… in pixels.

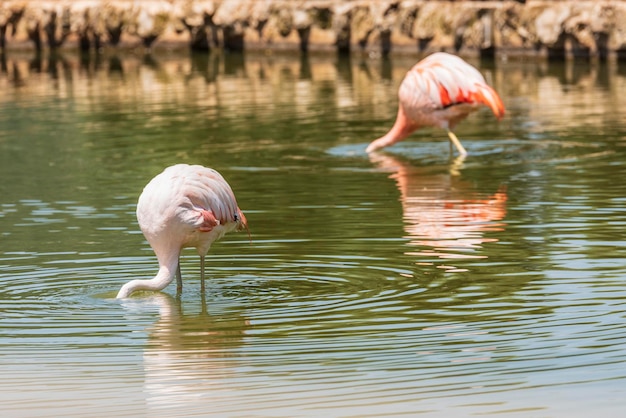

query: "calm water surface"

left=1, top=51, right=626, bottom=417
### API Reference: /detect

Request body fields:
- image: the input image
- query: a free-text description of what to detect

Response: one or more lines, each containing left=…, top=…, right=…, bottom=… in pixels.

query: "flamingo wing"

left=400, top=52, right=505, bottom=120
left=137, top=164, right=246, bottom=237
left=174, top=165, right=243, bottom=231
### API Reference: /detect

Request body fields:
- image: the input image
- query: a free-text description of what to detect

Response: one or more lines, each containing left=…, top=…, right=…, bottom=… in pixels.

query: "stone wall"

left=1, top=0, right=625, bottom=59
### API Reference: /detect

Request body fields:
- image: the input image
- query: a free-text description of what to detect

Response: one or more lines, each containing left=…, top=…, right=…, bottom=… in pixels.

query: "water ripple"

left=2, top=54, right=626, bottom=417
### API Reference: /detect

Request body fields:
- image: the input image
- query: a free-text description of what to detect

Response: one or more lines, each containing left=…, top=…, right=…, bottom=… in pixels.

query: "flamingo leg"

left=449, top=154, right=466, bottom=177
left=176, top=262, right=182, bottom=294
left=200, top=255, right=206, bottom=294
left=447, top=130, right=468, bottom=156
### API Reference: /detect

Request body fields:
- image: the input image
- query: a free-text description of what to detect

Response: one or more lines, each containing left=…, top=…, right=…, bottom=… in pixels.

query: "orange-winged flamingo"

left=366, top=52, right=505, bottom=155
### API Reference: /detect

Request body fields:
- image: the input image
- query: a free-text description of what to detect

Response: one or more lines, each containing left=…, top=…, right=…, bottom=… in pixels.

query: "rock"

left=535, top=3, right=569, bottom=47
left=0, top=0, right=625, bottom=60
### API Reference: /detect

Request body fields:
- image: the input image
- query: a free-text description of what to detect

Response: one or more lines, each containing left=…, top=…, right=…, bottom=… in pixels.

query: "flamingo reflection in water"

left=133, top=293, right=249, bottom=414
left=369, top=153, right=507, bottom=271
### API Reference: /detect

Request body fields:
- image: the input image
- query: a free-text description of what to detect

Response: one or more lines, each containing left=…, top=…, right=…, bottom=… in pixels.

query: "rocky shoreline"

left=1, top=0, right=625, bottom=59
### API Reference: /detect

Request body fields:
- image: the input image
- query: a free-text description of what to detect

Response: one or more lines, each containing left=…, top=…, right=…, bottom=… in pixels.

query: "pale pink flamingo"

left=116, top=164, right=248, bottom=298
left=366, top=52, right=505, bottom=155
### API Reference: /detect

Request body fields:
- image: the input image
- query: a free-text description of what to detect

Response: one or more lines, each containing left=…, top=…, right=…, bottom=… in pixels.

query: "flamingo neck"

left=366, top=107, right=418, bottom=153
left=116, top=254, right=179, bottom=298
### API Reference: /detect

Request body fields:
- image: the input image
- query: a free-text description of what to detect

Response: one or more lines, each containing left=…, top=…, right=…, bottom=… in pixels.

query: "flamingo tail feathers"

left=473, top=84, right=505, bottom=120
left=236, top=209, right=252, bottom=244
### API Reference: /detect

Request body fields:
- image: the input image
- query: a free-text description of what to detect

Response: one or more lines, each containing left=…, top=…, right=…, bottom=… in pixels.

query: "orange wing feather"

left=408, top=52, right=505, bottom=119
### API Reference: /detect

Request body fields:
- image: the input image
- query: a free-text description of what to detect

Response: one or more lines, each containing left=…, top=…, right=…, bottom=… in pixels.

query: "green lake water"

left=1, top=51, right=625, bottom=417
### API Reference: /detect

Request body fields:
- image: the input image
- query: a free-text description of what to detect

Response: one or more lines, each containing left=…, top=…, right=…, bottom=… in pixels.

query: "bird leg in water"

left=449, top=153, right=466, bottom=177
left=200, top=255, right=206, bottom=293
left=447, top=130, right=468, bottom=156
left=176, top=263, right=182, bottom=295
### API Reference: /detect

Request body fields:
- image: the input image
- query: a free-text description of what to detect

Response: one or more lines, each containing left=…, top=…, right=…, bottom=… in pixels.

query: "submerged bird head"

left=366, top=105, right=420, bottom=153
